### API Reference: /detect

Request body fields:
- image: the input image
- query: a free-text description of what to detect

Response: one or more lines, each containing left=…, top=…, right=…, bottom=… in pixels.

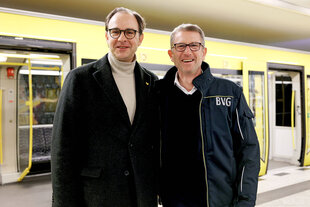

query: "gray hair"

left=170, top=23, right=205, bottom=48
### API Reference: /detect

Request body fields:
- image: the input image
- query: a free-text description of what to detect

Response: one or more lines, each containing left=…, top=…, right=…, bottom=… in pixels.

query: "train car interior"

left=0, top=47, right=71, bottom=184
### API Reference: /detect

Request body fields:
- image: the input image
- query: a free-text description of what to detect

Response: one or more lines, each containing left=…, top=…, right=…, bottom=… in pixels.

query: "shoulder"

left=67, top=56, right=108, bottom=80
left=70, top=60, right=98, bottom=76
left=214, top=76, right=238, bottom=86
left=211, top=76, right=243, bottom=96
left=139, top=65, right=158, bottom=81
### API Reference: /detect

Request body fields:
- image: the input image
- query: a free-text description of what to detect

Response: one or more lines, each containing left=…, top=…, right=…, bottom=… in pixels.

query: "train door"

left=0, top=50, right=70, bottom=184
left=0, top=55, right=18, bottom=184
left=268, top=69, right=304, bottom=167
left=248, top=71, right=268, bottom=175
left=304, top=76, right=310, bottom=165
left=242, top=61, right=269, bottom=176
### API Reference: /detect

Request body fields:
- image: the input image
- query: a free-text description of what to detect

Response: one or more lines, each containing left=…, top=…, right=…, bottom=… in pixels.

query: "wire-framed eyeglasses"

left=172, top=42, right=204, bottom=52
left=108, top=28, right=138, bottom=39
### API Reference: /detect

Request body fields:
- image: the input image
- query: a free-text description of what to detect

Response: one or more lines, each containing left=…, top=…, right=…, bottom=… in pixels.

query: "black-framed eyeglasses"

left=172, top=42, right=204, bottom=52
left=108, top=28, right=138, bottom=39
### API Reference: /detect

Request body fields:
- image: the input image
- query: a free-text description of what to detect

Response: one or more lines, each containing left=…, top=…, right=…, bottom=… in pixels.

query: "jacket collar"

left=193, top=61, right=215, bottom=93
left=160, top=61, right=214, bottom=93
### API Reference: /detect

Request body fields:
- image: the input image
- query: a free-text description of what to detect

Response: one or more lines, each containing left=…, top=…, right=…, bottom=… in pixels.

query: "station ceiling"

left=1, top=0, right=310, bottom=52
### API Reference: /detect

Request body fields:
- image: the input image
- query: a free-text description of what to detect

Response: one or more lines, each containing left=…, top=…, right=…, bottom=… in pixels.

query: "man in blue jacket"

left=157, top=24, right=260, bottom=207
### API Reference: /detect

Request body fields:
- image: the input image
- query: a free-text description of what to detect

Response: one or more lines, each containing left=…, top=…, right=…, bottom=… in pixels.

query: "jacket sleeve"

left=51, top=71, right=84, bottom=207
left=233, top=89, right=260, bottom=207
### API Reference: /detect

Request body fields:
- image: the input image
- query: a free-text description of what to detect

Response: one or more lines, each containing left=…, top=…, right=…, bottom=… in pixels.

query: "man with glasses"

left=157, top=24, right=260, bottom=207
left=52, top=7, right=159, bottom=207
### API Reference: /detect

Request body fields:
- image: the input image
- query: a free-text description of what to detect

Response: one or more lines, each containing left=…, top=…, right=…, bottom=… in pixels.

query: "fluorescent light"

left=0, top=53, right=60, bottom=59
left=0, top=53, right=29, bottom=58
left=26, top=59, right=63, bottom=66
left=19, top=69, right=61, bottom=76
left=0, top=56, right=7, bottom=62
left=29, top=54, right=60, bottom=59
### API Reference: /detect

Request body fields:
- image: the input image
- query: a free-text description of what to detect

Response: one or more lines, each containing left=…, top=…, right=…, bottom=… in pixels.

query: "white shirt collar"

left=174, top=72, right=197, bottom=95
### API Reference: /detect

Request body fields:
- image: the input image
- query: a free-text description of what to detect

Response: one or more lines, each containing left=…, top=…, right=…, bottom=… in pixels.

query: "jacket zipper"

left=240, top=165, right=245, bottom=193
left=236, top=108, right=245, bottom=193
left=236, top=109, right=244, bottom=140
left=199, top=92, right=209, bottom=207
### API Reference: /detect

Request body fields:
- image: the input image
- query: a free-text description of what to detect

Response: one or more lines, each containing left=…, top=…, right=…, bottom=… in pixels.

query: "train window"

left=275, top=76, right=294, bottom=127
left=249, top=71, right=266, bottom=162
left=18, top=72, right=61, bottom=125
left=17, top=58, right=62, bottom=171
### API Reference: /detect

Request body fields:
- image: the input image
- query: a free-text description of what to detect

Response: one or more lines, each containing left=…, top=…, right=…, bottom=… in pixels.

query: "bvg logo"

left=216, top=97, right=232, bottom=106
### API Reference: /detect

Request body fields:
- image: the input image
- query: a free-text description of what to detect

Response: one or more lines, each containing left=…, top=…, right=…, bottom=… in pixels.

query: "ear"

left=138, top=33, right=144, bottom=46
left=105, top=32, right=109, bottom=41
left=168, top=49, right=173, bottom=60
left=202, top=47, right=207, bottom=60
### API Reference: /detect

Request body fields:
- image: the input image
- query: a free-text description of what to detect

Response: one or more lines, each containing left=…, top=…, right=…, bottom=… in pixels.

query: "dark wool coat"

left=51, top=54, right=159, bottom=207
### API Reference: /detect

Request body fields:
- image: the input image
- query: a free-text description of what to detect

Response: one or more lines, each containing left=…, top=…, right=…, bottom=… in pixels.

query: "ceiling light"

left=0, top=56, right=7, bottom=62
left=19, top=69, right=62, bottom=76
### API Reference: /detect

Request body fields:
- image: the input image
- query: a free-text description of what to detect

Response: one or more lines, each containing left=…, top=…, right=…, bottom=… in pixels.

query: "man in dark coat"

left=51, top=7, right=159, bottom=207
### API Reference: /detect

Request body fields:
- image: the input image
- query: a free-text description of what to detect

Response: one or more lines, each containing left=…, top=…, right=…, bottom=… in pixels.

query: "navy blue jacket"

left=157, top=62, right=260, bottom=207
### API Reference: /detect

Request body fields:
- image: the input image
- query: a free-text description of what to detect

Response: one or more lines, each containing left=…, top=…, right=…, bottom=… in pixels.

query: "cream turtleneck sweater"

left=108, top=52, right=136, bottom=124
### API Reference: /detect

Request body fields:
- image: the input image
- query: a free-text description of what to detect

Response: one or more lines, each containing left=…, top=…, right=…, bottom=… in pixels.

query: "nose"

left=183, top=45, right=192, bottom=54
left=118, top=31, right=127, bottom=41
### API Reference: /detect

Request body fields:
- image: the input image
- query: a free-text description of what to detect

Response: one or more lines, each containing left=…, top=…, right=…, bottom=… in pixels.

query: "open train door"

left=243, top=61, right=268, bottom=176
left=304, top=76, right=310, bottom=166
left=267, top=63, right=307, bottom=168
left=0, top=52, right=70, bottom=184
left=0, top=36, right=74, bottom=184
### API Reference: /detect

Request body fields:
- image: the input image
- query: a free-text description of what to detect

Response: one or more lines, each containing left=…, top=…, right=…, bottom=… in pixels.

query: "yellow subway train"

left=0, top=7, right=310, bottom=184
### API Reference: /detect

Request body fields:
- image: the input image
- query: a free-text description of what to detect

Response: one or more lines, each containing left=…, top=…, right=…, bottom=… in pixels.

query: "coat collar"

left=159, top=61, right=214, bottom=94
left=193, top=61, right=215, bottom=93
left=92, top=54, right=150, bottom=129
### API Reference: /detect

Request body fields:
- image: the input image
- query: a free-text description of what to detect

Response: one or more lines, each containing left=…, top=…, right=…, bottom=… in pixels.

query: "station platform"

left=0, top=164, right=309, bottom=207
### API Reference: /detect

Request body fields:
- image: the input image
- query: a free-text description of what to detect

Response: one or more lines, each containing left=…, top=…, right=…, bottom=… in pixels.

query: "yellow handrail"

left=61, top=65, right=64, bottom=88
left=31, top=66, right=60, bottom=71
left=18, top=58, right=34, bottom=181
left=0, top=90, right=3, bottom=164
left=291, top=90, right=296, bottom=150
left=0, top=62, right=27, bottom=66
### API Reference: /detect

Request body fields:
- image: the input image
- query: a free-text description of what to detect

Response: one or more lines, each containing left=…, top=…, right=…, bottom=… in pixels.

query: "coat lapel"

left=92, top=55, right=131, bottom=126
left=131, top=63, right=151, bottom=132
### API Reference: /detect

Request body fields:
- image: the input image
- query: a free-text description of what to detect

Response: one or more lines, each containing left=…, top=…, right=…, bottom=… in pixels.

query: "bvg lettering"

left=216, top=97, right=231, bottom=106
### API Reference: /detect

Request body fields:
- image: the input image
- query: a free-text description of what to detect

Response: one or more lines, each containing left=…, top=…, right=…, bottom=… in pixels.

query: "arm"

left=51, top=71, right=84, bottom=207
left=234, top=90, right=260, bottom=207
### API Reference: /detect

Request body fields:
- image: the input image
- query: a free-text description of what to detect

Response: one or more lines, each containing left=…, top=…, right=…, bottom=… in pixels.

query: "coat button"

left=124, top=170, right=130, bottom=176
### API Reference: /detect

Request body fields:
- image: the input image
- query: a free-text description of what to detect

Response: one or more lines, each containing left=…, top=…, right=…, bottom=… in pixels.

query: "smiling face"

left=168, top=30, right=207, bottom=76
left=105, top=12, right=143, bottom=62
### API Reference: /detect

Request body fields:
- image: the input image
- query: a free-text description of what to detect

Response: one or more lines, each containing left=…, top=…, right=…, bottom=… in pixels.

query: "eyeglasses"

left=172, top=42, right=204, bottom=52
left=108, top=28, right=138, bottom=39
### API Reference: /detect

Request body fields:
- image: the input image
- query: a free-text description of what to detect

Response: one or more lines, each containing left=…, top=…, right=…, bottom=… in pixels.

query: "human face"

left=105, top=12, right=144, bottom=62
left=168, top=31, right=207, bottom=76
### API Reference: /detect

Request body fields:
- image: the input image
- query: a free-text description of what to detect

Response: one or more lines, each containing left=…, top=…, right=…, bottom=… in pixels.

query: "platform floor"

left=0, top=164, right=309, bottom=207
